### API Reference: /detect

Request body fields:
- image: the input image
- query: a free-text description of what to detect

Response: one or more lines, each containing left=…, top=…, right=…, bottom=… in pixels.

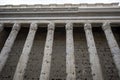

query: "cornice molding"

left=0, top=3, right=119, bottom=9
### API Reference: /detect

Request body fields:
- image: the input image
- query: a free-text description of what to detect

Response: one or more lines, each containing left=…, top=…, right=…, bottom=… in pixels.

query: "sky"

left=0, top=0, right=120, bottom=5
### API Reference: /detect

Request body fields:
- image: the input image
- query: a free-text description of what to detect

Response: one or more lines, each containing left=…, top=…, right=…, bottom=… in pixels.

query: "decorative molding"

left=0, top=3, right=119, bottom=8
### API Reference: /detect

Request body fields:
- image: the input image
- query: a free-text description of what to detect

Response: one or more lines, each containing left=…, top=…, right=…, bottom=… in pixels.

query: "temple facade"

left=0, top=3, right=120, bottom=80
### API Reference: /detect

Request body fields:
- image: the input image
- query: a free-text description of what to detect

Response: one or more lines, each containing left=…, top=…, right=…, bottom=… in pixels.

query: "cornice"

left=0, top=3, right=120, bottom=22
left=0, top=3, right=119, bottom=14
left=0, top=3, right=119, bottom=9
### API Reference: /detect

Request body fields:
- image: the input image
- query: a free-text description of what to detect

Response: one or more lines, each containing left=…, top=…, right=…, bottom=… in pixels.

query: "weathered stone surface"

left=40, top=23, right=55, bottom=80
left=13, top=23, right=38, bottom=80
left=102, top=22, right=120, bottom=77
left=84, top=23, right=103, bottom=80
left=0, top=3, right=120, bottom=80
left=0, top=27, right=28, bottom=80
left=93, top=27, right=120, bottom=80
left=74, top=27, right=93, bottom=80
left=0, top=26, right=119, bottom=80
left=66, top=23, right=76, bottom=80
left=23, top=27, right=46, bottom=80
left=0, top=23, right=21, bottom=72
left=49, top=27, right=66, bottom=80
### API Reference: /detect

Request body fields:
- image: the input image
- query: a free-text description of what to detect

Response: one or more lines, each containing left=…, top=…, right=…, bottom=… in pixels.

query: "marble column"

left=40, top=22, right=55, bottom=80
left=84, top=23, right=103, bottom=80
left=13, top=23, right=38, bottom=80
left=66, top=22, right=76, bottom=80
left=0, top=23, right=21, bottom=72
left=102, top=22, right=120, bottom=77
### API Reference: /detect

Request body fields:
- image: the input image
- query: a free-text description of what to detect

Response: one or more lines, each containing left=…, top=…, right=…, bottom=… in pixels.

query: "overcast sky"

left=0, top=0, right=120, bottom=5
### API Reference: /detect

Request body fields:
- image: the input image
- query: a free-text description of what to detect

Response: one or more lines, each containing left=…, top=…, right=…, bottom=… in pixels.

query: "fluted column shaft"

left=102, top=22, right=120, bottom=77
left=0, top=23, right=21, bottom=72
left=66, top=23, right=76, bottom=80
left=84, top=23, right=103, bottom=80
left=13, top=23, right=38, bottom=80
left=40, top=23, right=55, bottom=80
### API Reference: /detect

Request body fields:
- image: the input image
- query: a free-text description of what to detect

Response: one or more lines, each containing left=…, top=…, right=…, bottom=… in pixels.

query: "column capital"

left=13, top=23, right=21, bottom=30
left=102, top=22, right=111, bottom=31
left=14, top=23, right=20, bottom=26
left=48, top=22, right=55, bottom=30
left=0, top=23, right=4, bottom=32
left=84, top=23, right=92, bottom=30
left=66, top=22, right=73, bottom=30
left=30, top=23, right=38, bottom=30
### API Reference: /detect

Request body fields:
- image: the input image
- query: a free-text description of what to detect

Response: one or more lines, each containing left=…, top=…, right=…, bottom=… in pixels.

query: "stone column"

left=84, top=23, right=103, bottom=80
left=40, top=22, right=55, bottom=80
left=0, top=23, right=21, bottom=72
left=0, top=23, right=4, bottom=32
left=66, top=23, right=76, bottom=80
left=102, top=22, right=120, bottom=77
left=13, top=23, right=38, bottom=80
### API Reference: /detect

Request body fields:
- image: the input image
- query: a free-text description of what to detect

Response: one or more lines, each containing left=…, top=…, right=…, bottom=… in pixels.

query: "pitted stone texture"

left=93, top=27, right=120, bottom=80
left=74, top=27, right=93, bottom=80
left=0, top=23, right=21, bottom=73
left=40, top=23, right=55, bottom=80
left=24, top=28, right=46, bottom=80
left=50, top=27, right=66, bottom=80
left=13, top=23, right=38, bottom=80
left=0, top=27, right=119, bottom=80
left=0, top=27, right=29, bottom=80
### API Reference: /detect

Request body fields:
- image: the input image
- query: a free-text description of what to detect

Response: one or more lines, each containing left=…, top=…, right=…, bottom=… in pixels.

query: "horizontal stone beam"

left=0, top=16, right=120, bottom=20
left=0, top=20, right=120, bottom=26
left=0, top=3, right=118, bottom=8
